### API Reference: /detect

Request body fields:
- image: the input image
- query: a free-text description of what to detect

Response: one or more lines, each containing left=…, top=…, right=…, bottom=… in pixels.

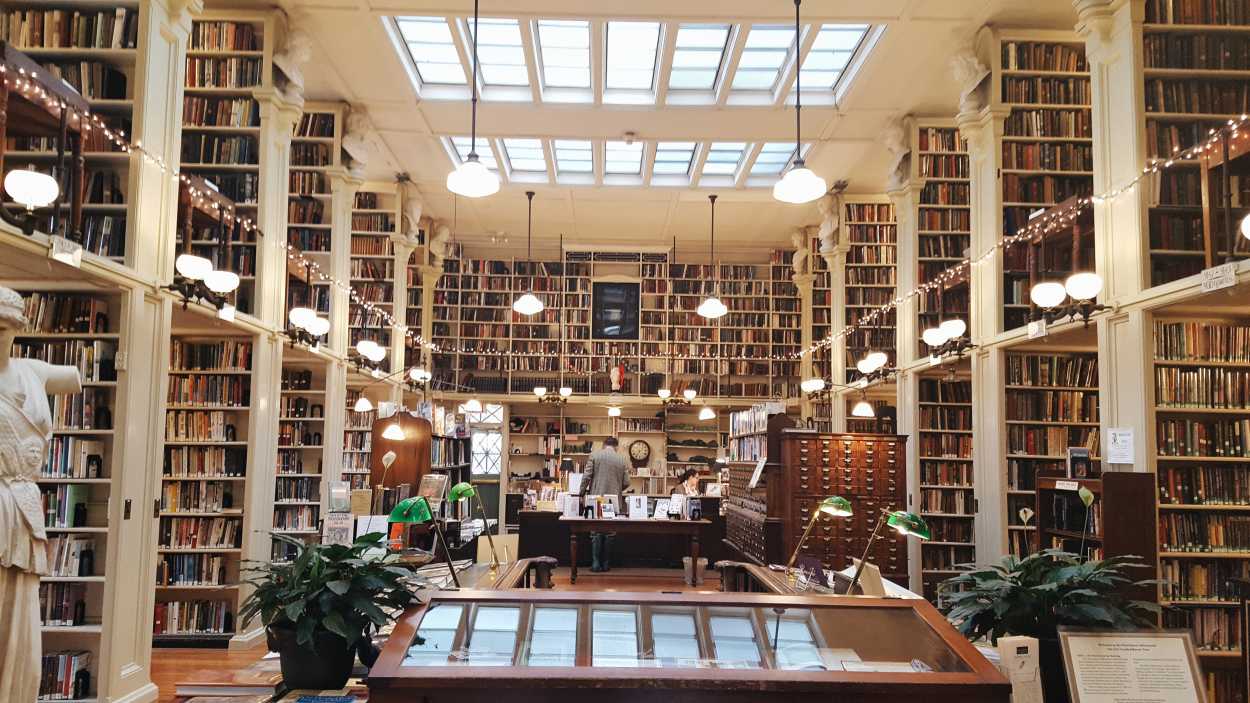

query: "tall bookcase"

left=155, top=335, right=253, bottom=647
left=917, top=372, right=974, bottom=601
left=915, top=124, right=971, bottom=356
left=843, top=200, right=896, bottom=383
left=273, top=354, right=328, bottom=562
left=1153, top=316, right=1249, bottom=686
left=19, top=289, right=120, bottom=701
left=1003, top=347, right=1100, bottom=558
left=350, top=189, right=398, bottom=373
left=768, top=249, right=801, bottom=399
left=286, top=104, right=342, bottom=326
left=2, top=4, right=139, bottom=262
left=809, top=234, right=834, bottom=431
left=342, top=385, right=374, bottom=490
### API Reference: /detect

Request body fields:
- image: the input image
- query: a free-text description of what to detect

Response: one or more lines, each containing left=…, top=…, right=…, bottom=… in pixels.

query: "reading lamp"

left=449, top=481, right=500, bottom=572
left=786, top=496, right=853, bottom=574
left=847, top=509, right=930, bottom=595
left=389, top=496, right=461, bottom=588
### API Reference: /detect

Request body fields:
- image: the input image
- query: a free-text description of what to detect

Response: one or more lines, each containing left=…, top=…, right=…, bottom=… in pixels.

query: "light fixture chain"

left=470, top=0, right=480, bottom=157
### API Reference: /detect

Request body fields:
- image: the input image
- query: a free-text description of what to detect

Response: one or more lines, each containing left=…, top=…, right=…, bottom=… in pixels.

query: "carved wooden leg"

left=569, top=531, right=578, bottom=584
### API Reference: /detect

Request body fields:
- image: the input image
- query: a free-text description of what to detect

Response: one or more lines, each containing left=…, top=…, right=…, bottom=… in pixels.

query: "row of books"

left=918, top=155, right=969, bottom=180
left=183, top=96, right=259, bottom=127
left=1001, top=76, right=1091, bottom=105
left=1000, top=41, right=1088, bottom=72
left=920, top=461, right=973, bottom=486
left=1009, top=426, right=1099, bottom=456
left=185, top=56, right=262, bottom=89
left=38, top=650, right=91, bottom=701
left=919, top=406, right=971, bottom=429
left=1159, top=558, right=1250, bottom=601
left=288, top=227, right=331, bottom=252
left=846, top=268, right=896, bottom=285
left=918, top=211, right=971, bottom=235
left=198, top=172, right=258, bottom=204
left=289, top=171, right=327, bottom=197
left=47, top=535, right=95, bottom=578
left=170, top=339, right=252, bottom=371
left=1150, top=212, right=1205, bottom=250
left=167, top=375, right=249, bottom=406
left=49, top=390, right=110, bottom=430
left=1002, top=142, right=1093, bottom=171
left=1160, top=512, right=1250, bottom=551
left=1007, top=391, right=1100, bottom=422
left=40, top=484, right=88, bottom=529
left=292, top=142, right=331, bottom=167
left=295, top=112, right=336, bottom=138
left=155, top=553, right=227, bottom=587
left=273, top=505, right=319, bottom=531
left=1145, top=79, right=1250, bottom=114
left=918, top=434, right=973, bottom=457
left=1006, top=353, right=1098, bottom=387
left=1007, top=458, right=1058, bottom=491
left=846, top=288, right=897, bottom=306
left=191, top=20, right=259, bottom=51
left=165, top=410, right=238, bottom=442
left=1004, top=109, right=1091, bottom=139
left=1002, top=173, right=1093, bottom=204
left=1144, top=0, right=1249, bottom=24
left=41, top=60, right=127, bottom=100
left=1158, top=465, right=1249, bottom=505
left=1162, top=607, right=1242, bottom=652
left=163, top=446, right=246, bottom=478
left=77, top=215, right=125, bottom=258
left=158, top=515, right=241, bottom=548
left=921, top=544, right=974, bottom=570
left=39, top=583, right=86, bottom=626
left=350, top=237, right=391, bottom=256
left=1155, top=367, right=1250, bottom=409
left=152, top=599, right=233, bottom=635
left=1143, top=33, right=1250, bottom=71
left=1157, top=418, right=1250, bottom=457
left=1047, top=491, right=1101, bottom=533
left=181, top=133, right=258, bottom=165
left=917, top=128, right=967, bottom=153
left=2, top=8, right=136, bottom=49
left=352, top=212, right=394, bottom=231
left=845, top=203, right=894, bottom=222
left=921, top=515, right=974, bottom=541
left=12, top=340, right=115, bottom=382
left=1156, top=321, right=1250, bottom=362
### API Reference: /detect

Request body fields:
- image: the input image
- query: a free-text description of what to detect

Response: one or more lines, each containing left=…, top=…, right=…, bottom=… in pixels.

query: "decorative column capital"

left=957, top=105, right=1009, bottom=160
left=254, top=87, right=304, bottom=134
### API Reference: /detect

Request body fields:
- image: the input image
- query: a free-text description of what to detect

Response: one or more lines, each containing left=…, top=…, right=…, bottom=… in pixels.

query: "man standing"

left=580, top=437, right=630, bottom=572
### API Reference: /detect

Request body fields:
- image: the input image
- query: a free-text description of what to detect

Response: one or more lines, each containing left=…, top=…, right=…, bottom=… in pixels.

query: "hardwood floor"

left=151, top=646, right=268, bottom=703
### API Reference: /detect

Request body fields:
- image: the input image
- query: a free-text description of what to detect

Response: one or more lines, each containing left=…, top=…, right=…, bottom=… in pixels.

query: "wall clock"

left=628, top=439, right=651, bottom=467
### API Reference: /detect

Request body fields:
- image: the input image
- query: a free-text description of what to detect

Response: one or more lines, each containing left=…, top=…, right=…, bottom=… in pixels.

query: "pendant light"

left=557, top=232, right=573, bottom=398
left=658, top=237, right=676, bottom=401
left=772, top=0, right=828, bottom=205
left=697, top=194, right=727, bottom=319
left=446, top=0, right=499, bottom=199
left=512, top=191, right=545, bottom=316
left=698, top=405, right=717, bottom=421
left=204, top=216, right=241, bottom=294
left=851, top=394, right=876, bottom=418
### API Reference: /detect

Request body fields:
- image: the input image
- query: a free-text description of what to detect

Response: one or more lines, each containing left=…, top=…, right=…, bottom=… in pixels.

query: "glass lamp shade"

left=288, top=306, right=317, bottom=329
left=388, top=496, right=433, bottom=524
left=657, top=388, right=672, bottom=400
left=305, top=316, right=331, bottom=337
left=1241, top=213, right=1250, bottom=241
left=446, top=156, right=500, bottom=198
left=939, top=318, right=967, bottom=340
left=682, top=388, right=698, bottom=401
left=382, top=423, right=405, bottom=441
left=851, top=399, right=876, bottom=418
left=365, top=343, right=388, bottom=363
left=855, top=358, right=874, bottom=374
left=217, top=304, right=236, bottom=322
left=696, top=295, right=728, bottom=319
left=204, top=269, right=241, bottom=294
left=1064, top=272, right=1103, bottom=302
left=559, top=386, right=573, bottom=398
left=355, top=339, right=379, bottom=358
left=608, top=406, right=622, bottom=417
left=4, top=167, right=59, bottom=209
left=449, top=481, right=476, bottom=502
left=772, top=164, right=828, bottom=204
left=698, top=406, right=717, bottom=421
left=462, top=398, right=483, bottom=413
left=921, top=327, right=948, bottom=347
left=800, top=377, right=826, bottom=394
left=353, top=395, right=374, bottom=413
left=1029, top=281, right=1067, bottom=309
left=175, top=253, right=214, bottom=281
left=512, top=291, right=545, bottom=316
left=865, top=351, right=888, bottom=371
left=533, top=386, right=547, bottom=398
left=817, top=495, right=853, bottom=517
left=885, top=510, right=931, bottom=540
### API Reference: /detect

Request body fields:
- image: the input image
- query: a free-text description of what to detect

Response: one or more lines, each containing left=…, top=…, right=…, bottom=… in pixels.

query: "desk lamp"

left=848, top=509, right=930, bottom=595
left=786, top=496, right=853, bottom=574
left=450, top=481, right=500, bottom=572
left=389, top=496, right=461, bottom=588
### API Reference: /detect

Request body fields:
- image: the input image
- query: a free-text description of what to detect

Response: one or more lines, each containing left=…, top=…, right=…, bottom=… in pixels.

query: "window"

left=466, top=606, right=521, bottom=665
left=652, top=142, right=697, bottom=177
left=396, top=17, right=466, bottom=85
left=537, top=20, right=591, bottom=88
left=750, top=142, right=798, bottom=175
left=702, top=142, right=748, bottom=176
left=605, top=140, right=644, bottom=174
left=403, top=603, right=464, bottom=665
left=605, top=21, right=661, bottom=90
left=502, top=138, right=547, bottom=173
left=450, top=136, right=498, bottom=170
left=463, top=402, right=504, bottom=476
left=651, top=612, right=699, bottom=666
left=466, top=18, right=528, bottom=87
left=591, top=608, right=639, bottom=667
left=526, top=607, right=578, bottom=666
left=553, top=139, right=593, bottom=174
left=772, top=616, right=823, bottom=670
left=800, top=24, right=870, bottom=90
left=731, top=25, right=794, bottom=91
left=668, top=24, right=731, bottom=90
left=708, top=613, right=762, bottom=669
left=462, top=402, right=504, bottom=424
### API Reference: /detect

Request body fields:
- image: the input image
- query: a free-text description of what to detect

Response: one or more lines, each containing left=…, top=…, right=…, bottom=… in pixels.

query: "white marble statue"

left=0, top=286, right=82, bottom=702
left=950, top=44, right=990, bottom=115
left=399, top=180, right=424, bottom=247
left=342, top=108, right=378, bottom=176
left=429, top=222, right=452, bottom=267
left=273, top=27, right=313, bottom=99
left=882, top=116, right=911, bottom=190
left=816, top=193, right=838, bottom=255
left=790, top=229, right=810, bottom=277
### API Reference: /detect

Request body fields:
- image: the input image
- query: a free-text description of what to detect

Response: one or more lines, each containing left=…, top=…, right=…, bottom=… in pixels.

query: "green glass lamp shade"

left=885, top=510, right=930, bottom=540
left=449, top=482, right=476, bottom=502
left=817, top=496, right=853, bottom=517
left=389, top=496, right=433, bottom=524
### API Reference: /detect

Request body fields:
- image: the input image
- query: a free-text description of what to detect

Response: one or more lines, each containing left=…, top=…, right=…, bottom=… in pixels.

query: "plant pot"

left=1038, top=637, right=1070, bottom=703
left=357, top=636, right=381, bottom=668
left=266, top=625, right=355, bottom=690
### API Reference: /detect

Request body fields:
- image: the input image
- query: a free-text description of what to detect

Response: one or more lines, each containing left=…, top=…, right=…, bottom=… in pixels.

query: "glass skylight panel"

left=750, top=142, right=797, bottom=175
left=606, top=21, right=661, bottom=90
left=605, top=141, right=644, bottom=174
left=537, top=20, right=590, bottom=88
left=397, top=17, right=466, bottom=85
left=668, top=24, right=731, bottom=90
left=652, top=142, right=696, bottom=176
left=800, top=24, right=869, bottom=89
left=731, top=25, right=794, bottom=91
left=450, top=136, right=498, bottom=170
left=553, top=139, right=593, bottom=174
left=702, top=142, right=747, bottom=176
left=502, top=138, right=546, bottom=172
left=466, top=18, right=528, bottom=87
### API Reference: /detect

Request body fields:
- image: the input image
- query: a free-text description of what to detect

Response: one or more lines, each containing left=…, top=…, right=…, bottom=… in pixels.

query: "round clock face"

left=629, top=440, right=651, bottom=463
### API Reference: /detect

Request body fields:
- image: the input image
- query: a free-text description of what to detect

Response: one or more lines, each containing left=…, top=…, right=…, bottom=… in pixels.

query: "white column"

left=419, top=263, right=442, bottom=371
left=970, top=345, right=1007, bottom=562
left=894, top=368, right=923, bottom=589
left=252, top=90, right=302, bottom=327
left=793, top=271, right=816, bottom=420
left=327, top=170, right=363, bottom=357
left=889, top=183, right=924, bottom=367
left=958, top=107, right=1009, bottom=342
left=391, top=239, right=418, bottom=381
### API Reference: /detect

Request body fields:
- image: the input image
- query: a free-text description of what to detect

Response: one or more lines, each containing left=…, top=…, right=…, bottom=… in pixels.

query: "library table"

left=559, top=516, right=710, bottom=584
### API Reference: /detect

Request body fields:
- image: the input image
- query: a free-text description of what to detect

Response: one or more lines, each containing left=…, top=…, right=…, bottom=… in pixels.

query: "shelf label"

left=1200, top=262, right=1236, bottom=292
left=1106, top=427, right=1134, bottom=464
left=1027, top=319, right=1048, bottom=339
left=1055, top=480, right=1079, bottom=492
left=49, top=236, right=82, bottom=268
left=747, top=457, right=767, bottom=489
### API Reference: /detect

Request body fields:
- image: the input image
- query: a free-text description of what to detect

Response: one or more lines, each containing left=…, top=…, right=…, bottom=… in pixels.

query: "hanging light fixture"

left=800, top=377, right=826, bottom=394
left=4, top=165, right=59, bottom=210
left=382, top=422, right=406, bottom=441
left=463, top=397, right=483, bottom=413
left=697, top=195, right=727, bottom=319
left=1241, top=213, right=1250, bottom=240
left=608, top=406, right=622, bottom=417
left=446, top=0, right=499, bottom=198
left=533, top=386, right=548, bottom=399
left=772, top=0, right=828, bottom=205
left=851, top=395, right=876, bottom=418
left=1029, top=280, right=1067, bottom=309
left=1029, top=271, right=1107, bottom=326
left=657, top=388, right=672, bottom=400
left=512, top=191, right=545, bottom=316
left=559, top=386, right=573, bottom=398
left=698, top=405, right=717, bottom=421
left=353, top=395, right=374, bottom=413
left=683, top=388, right=698, bottom=401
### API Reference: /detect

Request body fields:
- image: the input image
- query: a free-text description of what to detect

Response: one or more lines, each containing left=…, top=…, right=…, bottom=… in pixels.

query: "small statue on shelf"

left=790, top=228, right=811, bottom=277
left=273, top=27, right=313, bottom=101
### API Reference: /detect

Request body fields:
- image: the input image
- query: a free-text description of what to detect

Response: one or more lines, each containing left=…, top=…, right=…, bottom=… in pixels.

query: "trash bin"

left=682, top=556, right=708, bottom=586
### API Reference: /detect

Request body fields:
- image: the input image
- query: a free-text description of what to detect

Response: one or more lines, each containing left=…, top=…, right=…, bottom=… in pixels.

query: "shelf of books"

left=846, top=396, right=896, bottom=435
left=843, top=200, right=896, bottom=383
left=1003, top=348, right=1100, bottom=558
left=286, top=104, right=342, bottom=327
left=1153, top=317, right=1249, bottom=690
left=404, top=249, right=423, bottom=369
left=914, top=124, right=971, bottom=356
left=991, top=32, right=1094, bottom=331
left=155, top=335, right=253, bottom=647
left=273, top=354, right=328, bottom=562
left=1142, top=0, right=1250, bottom=286
left=768, top=249, right=801, bottom=399
left=350, top=189, right=397, bottom=373
left=809, top=233, right=834, bottom=431
left=430, top=243, right=462, bottom=388
left=917, top=371, right=974, bottom=602
left=2, top=4, right=141, bottom=263
left=180, top=14, right=274, bottom=316
left=342, top=384, right=375, bottom=490
left=662, top=408, right=726, bottom=495
left=19, top=290, right=119, bottom=701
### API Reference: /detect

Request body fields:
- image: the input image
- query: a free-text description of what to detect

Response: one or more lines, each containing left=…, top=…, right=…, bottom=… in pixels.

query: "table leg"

left=690, top=531, right=701, bottom=584
left=569, top=531, right=579, bottom=584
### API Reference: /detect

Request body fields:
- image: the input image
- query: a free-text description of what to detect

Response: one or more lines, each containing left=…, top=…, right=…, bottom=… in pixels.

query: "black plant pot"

left=266, top=625, right=355, bottom=690
left=1038, top=637, right=1070, bottom=703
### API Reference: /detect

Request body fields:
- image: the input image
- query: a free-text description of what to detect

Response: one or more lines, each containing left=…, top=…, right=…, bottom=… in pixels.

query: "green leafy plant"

left=240, top=532, right=419, bottom=648
left=938, top=549, right=1160, bottom=644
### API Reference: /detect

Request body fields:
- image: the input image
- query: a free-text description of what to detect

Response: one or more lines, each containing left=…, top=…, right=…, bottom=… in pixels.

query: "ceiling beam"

left=715, top=22, right=749, bottom=107
left=737, top=142, right=763, bottom=188
left=518, top=19, right=543, bottom=104
left=590, top=19, right=606, bottom=105
left=688, top=141, right=711, bottom=187
left=641, top=141, right=657, bottom=185
left=654, top=21, right=679, bottom=106
left=774, top=24, right=821, bottom=108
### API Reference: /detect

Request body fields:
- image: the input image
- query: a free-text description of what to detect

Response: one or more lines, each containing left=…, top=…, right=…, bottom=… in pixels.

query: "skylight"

left=702, top=142, right=748, bottom=176
left=450, top=136, right=498, bottom=170
left=536, top=20, right=591, bottom=89
left=553, top=139, right=593, bottom=174
left=668, top=24, right=731, bottom=91
left=502, top=138, right=546, bottom=172
left=605, top=141, right=644, bottom=174
left=605, top=21, right=661, bottom=91
left=731, top=25, right=794, bottom=91
left=466, top=18, right=528, bottom=87
left=801, top=24, right=869, bottom=90
left=750, top=142, right=798, bottom=175
left=653, top=142, right=696, bottom=176
left=397, top=17, right=466, bottom=85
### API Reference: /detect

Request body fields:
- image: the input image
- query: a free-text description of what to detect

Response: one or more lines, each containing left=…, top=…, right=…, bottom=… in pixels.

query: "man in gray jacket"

left=580, top=437, right=630, bottom=572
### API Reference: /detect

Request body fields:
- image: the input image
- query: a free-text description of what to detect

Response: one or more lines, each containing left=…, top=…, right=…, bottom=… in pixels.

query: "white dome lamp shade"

left=921, top=327, right=948, bottom=348
left=462, top=398, right=483, bottom=413
left=683, top=388, right=698, bottom=401
left=608, top=406, right=621, bottom=417
left=445, top=0, right=497, bottom=199
left=175, top=253, right=214, bottom=281
left=800, top=377, right=826, bottom=394
left=513, top=191, right=545, bottom=316
left=698, top=406, right=717, bottom=421
left=1064, top=272, right=1103, bottom=302
left=353, top=396, right=374, bottom=413
left=698, top=194, right=728, bottom=320
left=864, top=351, right=888, bottom=372
left=203, top=269, right=241, bottom=294
left=533, top=386, right=548, bottom=399
left=366, top=343, right=388, bottom=363
left=4, top=166, right=59, bottom=210
left=938, top=318, right=967, bottom=340
left=381, top=422, right=405, bottom=441
left=1241, top=213, right=1250, bottom=241
left=288, top=306, right=317, bottom=330
left=657, top=388, right=672, bottom=400
left=851, top=398, right=876, bottom=418
left=559, top=386, right=573, bottom=398
left=1029, top=281, right=1068, bottom=309
left=772, top=0, right=827, bottom=205
left=305, top=316, right=331, bottom=338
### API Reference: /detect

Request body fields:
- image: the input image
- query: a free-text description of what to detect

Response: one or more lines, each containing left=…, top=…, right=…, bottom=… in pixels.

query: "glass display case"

left=368, top=591, right=1009, bottom=702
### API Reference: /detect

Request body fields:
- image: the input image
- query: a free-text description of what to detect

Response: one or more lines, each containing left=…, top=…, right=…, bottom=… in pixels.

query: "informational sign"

left=1059, top=630, right=1205, bottom=703
left=747, top=457, right=767, bottom=489
left=1055, top=480, right=1079, bottom=492
left=49, top=236, right=83, bottom=268
left=1028, top=319, right=1048, bottom=339
left=323, top=512, right=353, bottom=546
left=1106, top=427, right=1135, bottom=464
left=1200, top=262, right=1236, bottom=293
left=627, top=495, right=649, bottom=520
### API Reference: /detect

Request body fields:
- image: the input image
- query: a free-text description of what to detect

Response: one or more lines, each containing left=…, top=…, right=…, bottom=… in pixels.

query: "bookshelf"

left=1153, top=316, right=1250, bottom=677
left=273, top=354, right=328, bottom=562
left=916, top=373, right=974, bottom=602
left=2, top=4, right=140, bottom=263
left=155, top=335, right=253, bottom=647
left=1142, top=0, right=1250, bottom=285
left=342, top=385, right=374, bottom=490
left=809, top=233, right=834, bottom=431
left=914, top=124, right=971, bottom=355
left=350, top=189, right=397, bottom=373
left=19, top=289, right=120, bottom=701
left=286, top=103, right=342, bottom=328
left=1003, top=347, right=1100, bottom=558
left=843, top=200, right=896, bottom=383
left=662, top=408, right=727, bottom=496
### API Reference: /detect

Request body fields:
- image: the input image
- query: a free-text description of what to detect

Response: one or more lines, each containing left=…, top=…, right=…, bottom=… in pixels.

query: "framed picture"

left=591, top=281, right=640, bottom=340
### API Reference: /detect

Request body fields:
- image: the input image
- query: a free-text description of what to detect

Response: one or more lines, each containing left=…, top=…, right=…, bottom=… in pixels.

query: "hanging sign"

left=1200, top=262, right=1236, bottom=293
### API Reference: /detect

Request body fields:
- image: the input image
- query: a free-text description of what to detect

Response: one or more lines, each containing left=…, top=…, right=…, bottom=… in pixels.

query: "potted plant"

left=239, top=532, right=418, bottom=690
left=938, top=549, right=1159, bottom=703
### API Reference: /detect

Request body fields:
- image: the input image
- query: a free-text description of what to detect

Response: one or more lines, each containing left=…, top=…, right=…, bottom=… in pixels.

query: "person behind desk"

left=579, top=437, right=630, bottom=572
left=673, top=468, right=701, bottom=497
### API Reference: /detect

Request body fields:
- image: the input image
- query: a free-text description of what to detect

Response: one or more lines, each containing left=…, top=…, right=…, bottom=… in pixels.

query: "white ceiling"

left=271, top=0, right=1081, bottom=254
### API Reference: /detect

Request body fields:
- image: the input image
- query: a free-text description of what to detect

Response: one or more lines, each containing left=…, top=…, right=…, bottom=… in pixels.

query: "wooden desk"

left=559, top=517, right=711, bottom=584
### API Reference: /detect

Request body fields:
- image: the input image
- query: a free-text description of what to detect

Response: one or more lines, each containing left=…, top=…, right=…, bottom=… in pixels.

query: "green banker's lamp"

left=450, top=481, right=500, bottom=572
left=389, top=496, right=461, bottom=588
left=786, top=496, right=854, bottom=574
left=848, top=509, right=930, bottom=595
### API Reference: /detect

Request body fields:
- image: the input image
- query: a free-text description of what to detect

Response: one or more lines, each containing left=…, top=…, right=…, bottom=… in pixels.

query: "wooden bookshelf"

left=350, top=189, right=398, bottom=373
left=272, top=355, right=328, bottom=562
left=1142, top=0, right=1250, bottom=286
left=914, top=123, right=971, bottom=356
left=285, top=103, right=342, bottom=327
left=768, top=250, right=801, bottom=398
left=843, top=200, right=896, bottom=383
left=916, top=372, right=974, bottom=602
left=155, top=335, right=253, bottom=647
left=342, top=386, right=374, bottom=490
left=808, top=233, right=834, bottom=432
left=662, top=408, right=727, bottom=496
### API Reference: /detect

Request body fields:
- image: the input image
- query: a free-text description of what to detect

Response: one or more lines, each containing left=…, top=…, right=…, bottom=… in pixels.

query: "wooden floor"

left=150, top=567, right=710, bottom=702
